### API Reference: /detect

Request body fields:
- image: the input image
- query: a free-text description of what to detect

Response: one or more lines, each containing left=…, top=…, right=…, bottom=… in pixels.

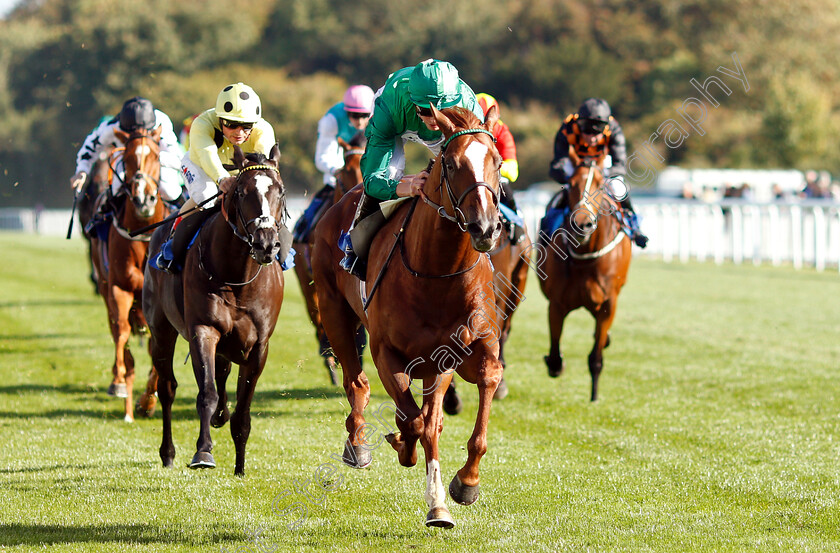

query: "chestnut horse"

left=442, top=225, right=531, bottom=413
left=143, top=146, right=287, bottom=476
left=539, top=151, right=631, bottom=401
left=293, top=133, right=367, bottom=385
left=312, top=106, right=504, bottom=528
left=89, top=127, right=164, bottom=422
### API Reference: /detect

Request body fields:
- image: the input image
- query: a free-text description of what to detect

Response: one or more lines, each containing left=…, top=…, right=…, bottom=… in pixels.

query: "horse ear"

left=269, top=143, right=281, bottom=165
left=114, top=128, right=130, bottom=143
left=568, top=146, right=581, bottom=167
left=430, top=104, right=456, bottom=136
left=483, top=104, right=499, bottom=132
left=151, top=126, right=163, bottom=141
left=337, top=137, right=350, bottom=152
left=233, top=145, right=247, bottom=170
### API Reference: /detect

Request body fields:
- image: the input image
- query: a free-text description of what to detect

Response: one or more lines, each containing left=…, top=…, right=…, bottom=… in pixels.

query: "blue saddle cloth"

left=498, top=203, right=524, bottom=228
left=151, top=220, right=295, bottom=273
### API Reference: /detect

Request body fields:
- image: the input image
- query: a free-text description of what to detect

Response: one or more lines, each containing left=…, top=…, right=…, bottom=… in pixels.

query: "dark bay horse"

left=539, top=150, right=632, bottom=401
left=89, top=127, right=164, bottom=422
left=312, top=106, right=504, bottom=528
left=79, top=150, right=113, bottom=292
left=293, top=133, right=367, bottom=385
left=143, top=146, right=287, bottom=476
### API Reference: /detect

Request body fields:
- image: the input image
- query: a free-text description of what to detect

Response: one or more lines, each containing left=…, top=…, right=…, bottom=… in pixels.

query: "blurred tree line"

left=1, top=0, right=838, bottom=206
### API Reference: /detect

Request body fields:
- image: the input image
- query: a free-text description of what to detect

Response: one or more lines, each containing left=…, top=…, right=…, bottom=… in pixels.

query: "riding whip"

left=128, top=192, right=222, bottom=237
left=66, top=189, right=81, bottom=240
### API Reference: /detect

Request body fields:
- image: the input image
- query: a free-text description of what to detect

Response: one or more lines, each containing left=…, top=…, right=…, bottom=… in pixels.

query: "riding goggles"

left=220, top=118, right=254, bottom=131
left=579, top=118, right=608, bottom=135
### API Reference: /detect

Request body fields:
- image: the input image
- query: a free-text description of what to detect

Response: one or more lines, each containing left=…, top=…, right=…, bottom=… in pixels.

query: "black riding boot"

left=158, top=208, right=213, bottom=273
left=339, top=192, right=383, bottom=280
left=619, top=197, right=648, bottom=248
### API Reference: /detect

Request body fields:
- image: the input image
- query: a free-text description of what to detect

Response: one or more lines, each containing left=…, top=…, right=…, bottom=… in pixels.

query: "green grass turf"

left=1, top=232, right=839, bottom=552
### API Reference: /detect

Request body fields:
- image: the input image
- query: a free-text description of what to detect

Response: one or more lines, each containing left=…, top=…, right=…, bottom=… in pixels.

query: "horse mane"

left=440, top=106, right=482, bottom=129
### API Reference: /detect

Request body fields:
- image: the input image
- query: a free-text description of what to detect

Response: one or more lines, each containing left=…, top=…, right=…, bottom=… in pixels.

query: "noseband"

left=223, top=164, right=287, bottom=252
left=110, top=133, right=162, bottom=190
left=421, top=128, right=500, bottom=232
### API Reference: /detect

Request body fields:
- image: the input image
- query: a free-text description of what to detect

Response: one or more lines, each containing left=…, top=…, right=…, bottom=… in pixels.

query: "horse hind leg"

left=376, top=347, right=423, bottom=468
left=319, top=298, right=371, bottom=469
left=149, top=318, right=178, bottom=468
left=135, top=365, right=158, bottom=418
left=318, top=331, right=339, bottom=386
left=211, top=357, right=232, bottom=428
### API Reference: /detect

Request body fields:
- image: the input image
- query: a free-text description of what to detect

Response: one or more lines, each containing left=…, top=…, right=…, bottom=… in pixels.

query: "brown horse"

left=143, top=146, right=287, bottom=476
left=89, top=127, right=164, bottom=422
left=539, top=150, right=632, bottom=401
left=312, top=105, right=504, bottom=528
left=293, top=133, right=367, bottom=385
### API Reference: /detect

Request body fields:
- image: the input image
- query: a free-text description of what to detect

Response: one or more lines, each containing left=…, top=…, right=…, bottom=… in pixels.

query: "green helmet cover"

left=408, top=59, right=462, bottom=109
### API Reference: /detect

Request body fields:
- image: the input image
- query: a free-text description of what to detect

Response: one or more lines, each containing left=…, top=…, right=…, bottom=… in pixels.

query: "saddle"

left=85, top=192, right=126, bottom=241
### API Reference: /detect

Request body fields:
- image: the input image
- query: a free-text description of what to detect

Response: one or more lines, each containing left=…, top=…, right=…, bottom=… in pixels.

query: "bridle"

left=563, top=159, right=625, bottom=260
left=221, top=163, right=287, bottom=253
left=420, top=128, right=500, bottom=232
left=571, top=159, right=602, bottom=216
left=109, top=132, right=162, bottom=191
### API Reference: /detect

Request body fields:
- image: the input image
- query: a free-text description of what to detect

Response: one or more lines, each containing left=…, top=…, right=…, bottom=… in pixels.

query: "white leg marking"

left=425, top=459, right=446, bottom=510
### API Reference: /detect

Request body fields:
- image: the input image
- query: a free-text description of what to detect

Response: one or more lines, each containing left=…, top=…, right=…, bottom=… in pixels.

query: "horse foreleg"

left=589, top=300, right=617, bottom=402
left=189, top=326, right=221, bottom=470
left=451, top=356, right=502, bottom=507
left=420, top=372, right=455, bottom=528
left=211, top=357, right=232, bottom=429
left=545, top=300, right=569, bottom=378
left=109, top=285, right=135, bottom=421
left=230, top=346, right=267, bottom=477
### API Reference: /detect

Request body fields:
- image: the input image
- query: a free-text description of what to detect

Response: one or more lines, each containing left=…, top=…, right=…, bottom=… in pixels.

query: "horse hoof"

left=425, top=506, right=456, bottom=529
left=493, top=377, right=509, bottom=400
left=342, top=441, right=372, bottom=469
left=385, top=432, right=401, bottom=446
left=123, top=414, right=134, bottom=423
left=189, top=452, right=216, bottom=469
left=107, top=383, right=127, bottom=398
left=545, top=356, right=564, bottom=378
left=443, top=386, right=463, bottom=416
left=135, top=396, right=157, bottom=418
left=449, top=474, right=480, bottom=505
left=211, top=409, right=230, bottom=428
left=161, top=457, right=174, bottom=469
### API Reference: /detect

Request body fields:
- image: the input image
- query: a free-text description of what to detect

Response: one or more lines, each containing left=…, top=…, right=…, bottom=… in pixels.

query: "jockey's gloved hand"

left=70, top=171, right=87, bottom=191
